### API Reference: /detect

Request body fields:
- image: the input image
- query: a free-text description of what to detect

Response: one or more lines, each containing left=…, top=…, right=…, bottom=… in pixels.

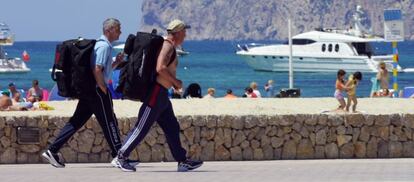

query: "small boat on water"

left=175, top=45, right=189, bottom=56
left=0, top=22, right=30, bottom=73
left=236, top=6, right=403, bottom=73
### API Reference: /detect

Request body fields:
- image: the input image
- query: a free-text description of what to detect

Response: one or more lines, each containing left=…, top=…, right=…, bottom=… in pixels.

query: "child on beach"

left=264, top=80, right=275, bottom=98
left=334, top=69, right=348, bottom=111
left=345, top=71, right=363, bottom=113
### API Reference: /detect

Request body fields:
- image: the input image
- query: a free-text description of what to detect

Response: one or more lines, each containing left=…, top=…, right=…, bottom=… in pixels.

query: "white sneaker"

left=41, top=150, right=65, bottom=168
left=111, top=156, right=139, bottom=168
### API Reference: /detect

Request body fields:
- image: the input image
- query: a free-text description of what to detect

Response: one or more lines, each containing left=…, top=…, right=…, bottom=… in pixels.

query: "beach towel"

left=40, top=102, right=54, bottom=110
left=48, top=84, right=66, bottom=101
left=370, top=77, right=380, bottom=96
left=42, top=89, right=49, bottom=101
left=403, top=87, right=414, bottom=98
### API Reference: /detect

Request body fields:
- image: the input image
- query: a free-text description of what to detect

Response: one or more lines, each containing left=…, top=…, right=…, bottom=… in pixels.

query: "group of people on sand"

left=202, top=87, right=240, bottom=98
left=0, top=80, right=51, bottom=111
left=333, top=61, right=406, bottom=113
left=168, top=80, right=276, bottom=99
left=241, top=80, right=275, bottom=98
left=203, top=80, right=276, bottom=99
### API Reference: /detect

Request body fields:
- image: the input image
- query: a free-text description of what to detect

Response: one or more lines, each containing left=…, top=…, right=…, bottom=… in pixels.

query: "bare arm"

left=339, top=82, right=350, bottom=91
left=345, top=80, right=354, bottom=90
left=156, top=43, right=181, bottom=89
left=376, top=71, right=381, bottom=80
left=93, top=65, right=107, bottom=94
left=344, top=80, right=351, bottom=87
left=27, top=88, right=33, bottom=99
left=37, top=88, right=43, bottom=100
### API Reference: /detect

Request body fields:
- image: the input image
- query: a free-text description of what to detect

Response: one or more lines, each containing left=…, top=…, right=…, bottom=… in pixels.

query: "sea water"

left=1, top=40, right=413, bottom=98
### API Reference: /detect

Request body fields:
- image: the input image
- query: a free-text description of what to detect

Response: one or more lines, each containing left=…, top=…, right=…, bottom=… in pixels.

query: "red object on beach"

left=22, top=50, right=30, bottom=62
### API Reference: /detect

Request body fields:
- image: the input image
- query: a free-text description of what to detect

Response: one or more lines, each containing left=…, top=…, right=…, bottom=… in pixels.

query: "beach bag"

left=51, top=38, right=96, bottom=98
left=116, top=29, right=164, bottom=101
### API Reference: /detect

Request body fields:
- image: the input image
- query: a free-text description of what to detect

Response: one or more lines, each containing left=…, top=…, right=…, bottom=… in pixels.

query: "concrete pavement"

left=1, top=159, right=414, bottom=182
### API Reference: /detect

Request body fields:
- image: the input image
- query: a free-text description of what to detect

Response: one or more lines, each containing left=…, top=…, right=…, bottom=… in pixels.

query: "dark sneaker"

left=41, top=150, right=65, bottom=168
left=116, top=156, right=136, bottom=172
left=177, top=159, right=203, bottom=172
left=111, top=157, right=139, bottom=168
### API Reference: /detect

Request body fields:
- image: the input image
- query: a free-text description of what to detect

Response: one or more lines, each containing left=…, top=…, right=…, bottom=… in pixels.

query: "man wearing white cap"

left=116, top=19, right=203, bottom=172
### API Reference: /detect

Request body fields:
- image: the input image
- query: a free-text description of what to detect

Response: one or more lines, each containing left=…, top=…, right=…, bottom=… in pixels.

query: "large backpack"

left=115, top=30, right=164, bottom=101
left=51, top=39, right=97, bottom=98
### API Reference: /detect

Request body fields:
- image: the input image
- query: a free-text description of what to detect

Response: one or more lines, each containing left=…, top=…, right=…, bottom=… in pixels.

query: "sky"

left=0, top=0, right=143, bottom=41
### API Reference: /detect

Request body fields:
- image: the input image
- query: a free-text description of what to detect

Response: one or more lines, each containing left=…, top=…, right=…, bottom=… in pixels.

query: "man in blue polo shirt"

left=42, top=18, right=137, bottom=168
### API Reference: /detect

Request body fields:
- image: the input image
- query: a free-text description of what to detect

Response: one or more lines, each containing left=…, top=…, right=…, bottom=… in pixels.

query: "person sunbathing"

left=0, top=94, right=27, bottom=111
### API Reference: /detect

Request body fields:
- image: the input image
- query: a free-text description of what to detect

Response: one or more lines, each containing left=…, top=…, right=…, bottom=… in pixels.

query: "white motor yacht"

left=0, top=22, right=30, bottom=73
left=236, top=6, right=402, bottom=73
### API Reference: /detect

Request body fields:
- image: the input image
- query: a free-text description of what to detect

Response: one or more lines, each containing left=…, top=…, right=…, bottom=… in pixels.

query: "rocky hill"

left=140, top=0, right=414, bottom=40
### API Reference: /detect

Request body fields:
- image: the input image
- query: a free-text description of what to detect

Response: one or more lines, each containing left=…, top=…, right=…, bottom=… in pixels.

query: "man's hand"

left=94, top=65, right=108, bottom=95
left=112, top=52, right=124, bottom=68
left=173, top=79, right=183, bottom=90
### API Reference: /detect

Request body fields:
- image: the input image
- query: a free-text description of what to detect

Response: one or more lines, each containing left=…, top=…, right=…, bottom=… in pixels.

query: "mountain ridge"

left=140, top=0, right=414, bottom=41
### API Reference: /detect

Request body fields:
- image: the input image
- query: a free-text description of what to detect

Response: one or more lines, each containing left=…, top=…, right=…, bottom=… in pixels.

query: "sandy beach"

left=1, top=98, right=413, bottom=117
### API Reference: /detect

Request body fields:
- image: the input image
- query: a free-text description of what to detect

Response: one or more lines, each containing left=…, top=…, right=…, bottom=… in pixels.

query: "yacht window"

left=291, top=39, right=316, bottom=45
left=335, top=44, right=339, bottom=52
left=328, top=44, right=333, bottom=52
left=352, top=43, right=373, bottom=57
left=279, top=57, right=283, bottom=59
left=264, top=56, right=268, bottom=59
left=252, top=56, right=255, bottom=58
left=322, top=44, right=326, bottom=52
left=272, top=56, right=276, bottom=59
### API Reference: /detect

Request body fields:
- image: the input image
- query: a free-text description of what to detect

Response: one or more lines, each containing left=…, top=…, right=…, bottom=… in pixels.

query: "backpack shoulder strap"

left=164, top=39, right=176, bottom=67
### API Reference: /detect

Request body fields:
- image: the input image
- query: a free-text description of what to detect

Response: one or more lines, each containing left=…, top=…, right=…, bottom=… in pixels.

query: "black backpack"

left=51, top=39, right=97, bottom=98
left=115, top=30, right=164, bottom=101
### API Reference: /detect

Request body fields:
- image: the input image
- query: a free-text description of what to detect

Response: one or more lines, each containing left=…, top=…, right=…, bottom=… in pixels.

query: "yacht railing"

left=236, top=43, right=267, bottom=52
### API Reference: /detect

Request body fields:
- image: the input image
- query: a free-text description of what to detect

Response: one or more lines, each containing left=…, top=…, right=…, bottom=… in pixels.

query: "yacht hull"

left=0, top=68, right=30, bottom=73
left=238, top=54, right=400, bottom=73
left=0, top=59, right=31, bottom=73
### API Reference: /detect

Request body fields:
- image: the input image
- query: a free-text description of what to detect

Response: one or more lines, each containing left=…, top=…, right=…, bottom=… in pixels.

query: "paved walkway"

left=1, top=159, right=414, bottom=182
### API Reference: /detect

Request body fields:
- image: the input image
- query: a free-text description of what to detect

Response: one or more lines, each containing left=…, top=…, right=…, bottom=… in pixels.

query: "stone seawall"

left=1, top=113, right=414, bottom=164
